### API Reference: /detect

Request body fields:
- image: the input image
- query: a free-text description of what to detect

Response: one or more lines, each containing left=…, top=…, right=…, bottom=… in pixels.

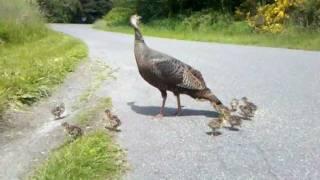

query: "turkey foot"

left=153, top=113, right=164, bottom=119
left=174, top=108, right=182, bottom=116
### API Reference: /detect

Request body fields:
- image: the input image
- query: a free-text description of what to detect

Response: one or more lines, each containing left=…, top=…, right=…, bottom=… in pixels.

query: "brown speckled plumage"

left=104, top=109, right=121, bottom=131
left=51, top=102, right=65, bottom=120
left=130, top=15, right=224, bottom=117
left=61, top=122, right=83, bottom=139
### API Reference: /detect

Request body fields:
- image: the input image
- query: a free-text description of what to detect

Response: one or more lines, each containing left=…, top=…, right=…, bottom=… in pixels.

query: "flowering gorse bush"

left=248, top=0, right=304, bottom=33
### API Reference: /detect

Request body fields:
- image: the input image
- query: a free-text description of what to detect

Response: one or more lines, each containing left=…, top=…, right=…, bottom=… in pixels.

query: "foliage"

left=248, top=0, right=304, bottom=33
left=32, top=131, right=124, bottom=180
left=94, top=16, right=320, bottom=50
left=81, top=0, right=113, bottom=23
left=102, top=7, right=134, bottom=26
left=37, top=0, right=82, bottom=23
left=181, top=9, right=233, bottom=31
left=235, top=0, right=259, bottom=20
left=109, top=0, right=251, bottom=22
left=37, top=0, right=112, bottom=23
left=234, top=0, right=276, bottom=20
left=0, top=0, right=48, bottom=44
left=289, top=0, right=320, bottom=29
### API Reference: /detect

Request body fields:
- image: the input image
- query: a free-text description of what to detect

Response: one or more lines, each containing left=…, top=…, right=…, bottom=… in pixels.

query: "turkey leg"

left=155, top=90, right=167, bottom=118
left=174, top=94, right=182, bottom=116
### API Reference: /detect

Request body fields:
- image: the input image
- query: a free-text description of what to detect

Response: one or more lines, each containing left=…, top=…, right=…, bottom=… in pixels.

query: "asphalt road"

left=52, top=24, right=320, bottom=180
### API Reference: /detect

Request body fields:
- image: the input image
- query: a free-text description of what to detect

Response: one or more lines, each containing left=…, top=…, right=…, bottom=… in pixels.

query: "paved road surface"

left=52, top=24, right=320, bottom=180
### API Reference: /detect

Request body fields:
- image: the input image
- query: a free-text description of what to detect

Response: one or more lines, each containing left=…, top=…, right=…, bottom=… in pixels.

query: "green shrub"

left=37, top=0, right=82, bottom=23
left=289, top=0, right=320, bottom=29
left=37, top=0, right=112, bottom=23
left=235, top=0, right=259, bottom=20
left=147, top=18, right=182, bottom=30
left=182, top=9, right=233, bottom=31
left=81, top=0, right=113, bottom=23
left=0, top=0, right=48, bottom=44
left=102, top=7, right=134, bottom=26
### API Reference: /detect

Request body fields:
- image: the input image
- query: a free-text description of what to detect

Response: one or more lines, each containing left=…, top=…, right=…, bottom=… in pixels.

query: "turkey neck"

left=133, top=26, right=148, bottom=66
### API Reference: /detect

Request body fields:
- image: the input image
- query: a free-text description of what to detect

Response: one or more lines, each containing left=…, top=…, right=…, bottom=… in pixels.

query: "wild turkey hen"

left=130, top=15, right=227, bottom=118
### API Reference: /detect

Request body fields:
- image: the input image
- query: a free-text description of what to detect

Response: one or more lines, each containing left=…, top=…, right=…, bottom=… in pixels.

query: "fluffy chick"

left=208, top=118, right=224, bottom=136
left=230, top=98, right=239, bottom=112
left=241, top=97, right=257, bottom=112
left=239, top=104, right=253, bottom=118
left=51, top=102, right=65, bottom=120
left=228, top=115, right=242, bottom=130
left=61, top=122, right=83, bottom=139
left=104, top=109, right=121, bottom=131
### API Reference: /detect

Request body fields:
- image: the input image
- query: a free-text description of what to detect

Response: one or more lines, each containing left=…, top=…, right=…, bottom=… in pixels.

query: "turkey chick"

left=104, top=109, right=121, bottom=132
left=61, top=122, right=83, bottom=139
left=51, top=102, right=65, bottom=120
left=208, top=118, right=224, bottom=136
left=230, top=98, right=239, bottom=112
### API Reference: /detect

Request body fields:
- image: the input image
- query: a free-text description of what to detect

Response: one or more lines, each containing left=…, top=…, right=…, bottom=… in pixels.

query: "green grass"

left=0, top=0, right=48, bottom=44
left=75, top=97, right=112, bottom=125
left=94, top=19, right=320, bottom=51
left=32, top=131, right=124, bottom=180
left=72, top=61, right=115, bottom=111
left=78, top=61, right=114, bottom=105
left=0, top=32, right=87, bottom=115
left=32, top=96, right=123, bottom=179
left=0, top=0, right=88, bottom=116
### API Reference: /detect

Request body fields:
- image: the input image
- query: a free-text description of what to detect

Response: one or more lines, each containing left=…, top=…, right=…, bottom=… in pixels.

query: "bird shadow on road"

left=127, top=102, right=219, bottom=118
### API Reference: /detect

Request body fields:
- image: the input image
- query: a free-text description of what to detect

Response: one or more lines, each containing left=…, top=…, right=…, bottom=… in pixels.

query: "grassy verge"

left=0, top=0, right=88, bottom=116
left=75, top=61, right=115, bottom=108
left=94, top=20, right=320, bottom=51
left=32, top=97, right=125, bottom=179
left=75, top=97, right=112, bottom=125
left=0, top=32, right=87, bottom=114
left=32, top=131, right=124, bottom=180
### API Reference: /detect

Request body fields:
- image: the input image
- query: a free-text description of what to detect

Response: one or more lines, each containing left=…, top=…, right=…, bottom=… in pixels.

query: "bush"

left=182, top=9, right=233, bottom=31
left=81, top=0, right=113, bottom=23
left=37, top=0, right=112, bottom=23
left=289, top=0, right=320, bottom=29
left=0, top=0, right=48, bottom=44
left=248, top=0, right=310, bottom=33
left=235, top=0, right=259, bottom=20
left=102, top=7, right=134, bottom=26
left=147, top=18, right=183, bottom=30
left=37, top=0, right=82, bottom=23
